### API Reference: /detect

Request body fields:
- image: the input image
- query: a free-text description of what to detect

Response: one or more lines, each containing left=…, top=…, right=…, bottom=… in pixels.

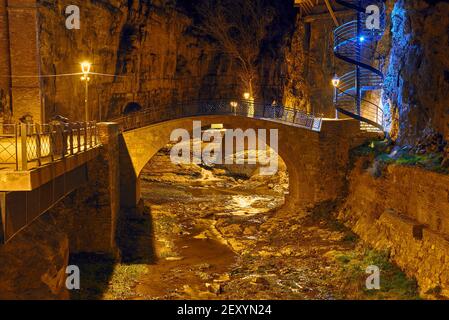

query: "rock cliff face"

left=37, top=0, right=293, bottom=121
left=381, top=0, right=449, bottom=145
left=0, top=212, right=69, bottom=300
left=38, top=0, right=236, bottom=120
left=286, top=0, right=448, bottom=145
left=283, top=11, right=356, bottom=117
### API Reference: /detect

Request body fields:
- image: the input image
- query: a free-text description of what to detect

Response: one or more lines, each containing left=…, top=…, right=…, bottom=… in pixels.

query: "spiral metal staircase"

left=333, top=0, right=385, bottom=132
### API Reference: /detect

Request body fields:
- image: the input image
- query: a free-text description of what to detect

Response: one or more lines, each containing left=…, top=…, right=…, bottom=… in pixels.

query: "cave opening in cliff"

left=123, top=102, right=143, bottom=115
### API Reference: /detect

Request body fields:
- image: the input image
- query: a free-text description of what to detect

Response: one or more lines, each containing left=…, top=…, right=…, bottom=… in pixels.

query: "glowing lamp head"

left=243, top=92, right=251, bottom=100
left=80, top=61, right=92, bottom=75
left=359, top=36, right=365, bottom=42
left=230, top=101, right=238, bottom=108
left=332, top=74, right=340, bottom=87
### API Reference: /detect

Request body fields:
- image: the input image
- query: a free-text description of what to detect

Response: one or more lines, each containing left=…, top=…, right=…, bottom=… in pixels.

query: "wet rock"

left=200, top=212, right=214, bottom=219
left=195, top=263, right=212, bottom=270
left=197, top=272, right=213, bottom=281
left=193, top=230, right=213, bottom=240
left=258, top=250, right=280, bottom=258
left=205, top=283, right=222, bottom=295
left=243, top=226, right=258, bottom=236
left=214, top=273, right=231, bottom=283
left=165, top=256, right=184, bottom=261
left=221, top=224, right=243, bottom=236
left=251, top=276, right=270, bottom=287
left=280, top=247, right=295, bottom=256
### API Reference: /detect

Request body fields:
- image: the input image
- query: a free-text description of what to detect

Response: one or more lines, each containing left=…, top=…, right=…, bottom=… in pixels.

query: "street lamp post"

left=332, top=74, right=340, bottom=119
left=243, top=92, right=254, bottom=117
left=80, top=62, right=92, bottom=124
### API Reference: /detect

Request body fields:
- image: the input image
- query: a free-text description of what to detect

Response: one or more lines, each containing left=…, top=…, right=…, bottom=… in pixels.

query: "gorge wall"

left=287, top=0, right=448, bottom=147
left=284, top=0, right=449, bottom=297
left=381, top=0, right=449, bottom=145
left=38, top=0, right=238, bottom=121
left=34, top=0, right=295, bottom=122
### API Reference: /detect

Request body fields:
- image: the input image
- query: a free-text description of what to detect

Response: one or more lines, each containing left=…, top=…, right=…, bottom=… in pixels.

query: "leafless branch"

left=196, top=0, right=275, bottom=97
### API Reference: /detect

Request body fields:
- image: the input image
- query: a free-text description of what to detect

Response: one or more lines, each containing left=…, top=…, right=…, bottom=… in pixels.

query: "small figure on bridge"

left=272, top=100, right=283, bottom=119
left=19, top=114, right=34, bottom=135
left=51, top=115, right=69, bottom=124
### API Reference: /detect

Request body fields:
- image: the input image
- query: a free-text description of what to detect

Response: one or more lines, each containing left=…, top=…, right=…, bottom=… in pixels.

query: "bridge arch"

left=118, top=115, right=361, bottom=214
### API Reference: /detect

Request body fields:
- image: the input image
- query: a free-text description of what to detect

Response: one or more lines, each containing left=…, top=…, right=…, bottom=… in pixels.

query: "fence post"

left=18, top=123, right=27, bottom=171
left=89, top=122, right=93, bottom=148
left=61, top=124, right=67, bottom=158
left=14, top=125, right=18, bottom=170
left=69, top=123, right=74, bottom=155
left=84, top=122, right=88, bottom=152
left=49, top=124, right=55, bottom=162
left=94, top=124, right=98, bottom=146
left=36, top=124, right=42, bottom=166
left=77, top=123, right=81, bottom=153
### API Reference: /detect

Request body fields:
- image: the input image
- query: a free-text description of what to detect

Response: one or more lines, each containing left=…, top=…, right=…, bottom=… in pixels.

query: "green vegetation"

left=103, top=264, right=148, bottom=300
left=351, top=139, right=391, bottom=157
left=69, top=253, right=115, bottom=300
left=352, top=139, right=448, bottom=174
left=333, top=248, right=420, bottom=300
left=69, top=253, right=148, bottom=300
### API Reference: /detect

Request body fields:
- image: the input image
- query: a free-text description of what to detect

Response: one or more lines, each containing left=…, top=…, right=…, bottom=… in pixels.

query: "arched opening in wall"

left=123, top=102, right=142, bottom=115
left=120, top=128, right=289, bottom=299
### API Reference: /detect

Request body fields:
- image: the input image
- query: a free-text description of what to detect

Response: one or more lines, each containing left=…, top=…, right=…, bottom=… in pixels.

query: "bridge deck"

left=113, top=99, right=323, bottom=133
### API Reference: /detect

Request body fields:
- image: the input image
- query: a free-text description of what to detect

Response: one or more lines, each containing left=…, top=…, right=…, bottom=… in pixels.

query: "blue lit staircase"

left=333, top=0, right=385, bottom=132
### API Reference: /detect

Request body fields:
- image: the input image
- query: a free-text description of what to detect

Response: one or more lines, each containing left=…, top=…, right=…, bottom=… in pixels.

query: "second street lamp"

left=332, top=74, right=340, bottom=119
left=80, top=61, right=92, bottom=124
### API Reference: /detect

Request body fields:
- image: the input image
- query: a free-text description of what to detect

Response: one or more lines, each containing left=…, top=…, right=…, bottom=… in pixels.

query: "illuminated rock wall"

left=36, top=0, right=293, bottom=122
left=38, top=0, right=239, bottom=121
left=380, top=0, right=449, bottom=144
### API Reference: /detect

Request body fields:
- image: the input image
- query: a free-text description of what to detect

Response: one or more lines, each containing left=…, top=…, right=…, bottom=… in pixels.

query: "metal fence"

left=113, top=99, right=323, bottom=133
left=0, top=121, right=98, bottom=171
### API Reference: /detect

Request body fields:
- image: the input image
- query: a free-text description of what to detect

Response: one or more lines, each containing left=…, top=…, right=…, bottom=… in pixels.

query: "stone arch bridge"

left=0, top=100, right=374, bottom=257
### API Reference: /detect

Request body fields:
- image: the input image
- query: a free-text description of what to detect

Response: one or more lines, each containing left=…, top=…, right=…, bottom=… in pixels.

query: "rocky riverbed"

left=71, top=145, right=420, bottom=300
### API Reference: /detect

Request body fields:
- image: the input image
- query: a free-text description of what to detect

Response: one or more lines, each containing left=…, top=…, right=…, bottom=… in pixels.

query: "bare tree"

left=196, top=0, right=275, bottom=99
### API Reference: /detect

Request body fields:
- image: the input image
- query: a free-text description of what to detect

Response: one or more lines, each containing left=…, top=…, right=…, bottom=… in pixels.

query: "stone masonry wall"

left=338, top=160, right=449, bottom=297
left=47, top=123, right=120, bottom=255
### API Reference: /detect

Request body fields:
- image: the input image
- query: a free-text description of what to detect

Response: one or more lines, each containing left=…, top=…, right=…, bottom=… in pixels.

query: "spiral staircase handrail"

left=333, top=0, right=385, bottom=132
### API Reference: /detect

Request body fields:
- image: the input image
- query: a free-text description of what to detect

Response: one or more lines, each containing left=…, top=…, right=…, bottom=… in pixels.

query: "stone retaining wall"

left=338, top=161, right=449, bottom=297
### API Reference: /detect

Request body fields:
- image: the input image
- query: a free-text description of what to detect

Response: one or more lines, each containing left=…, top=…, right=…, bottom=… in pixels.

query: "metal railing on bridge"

left=0, top=122, right=99, bottom=171
left=113, top=99, right=323, bottom=133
